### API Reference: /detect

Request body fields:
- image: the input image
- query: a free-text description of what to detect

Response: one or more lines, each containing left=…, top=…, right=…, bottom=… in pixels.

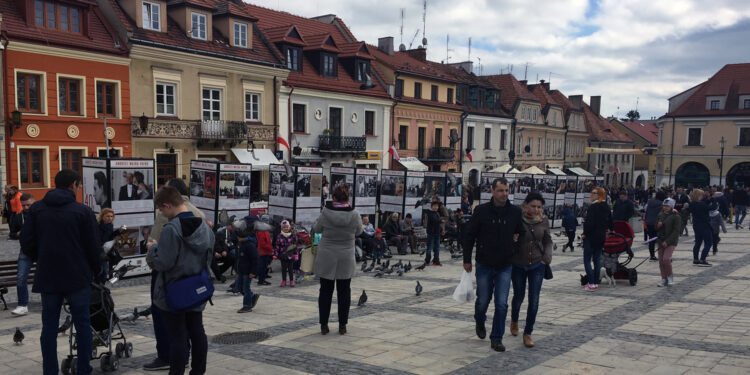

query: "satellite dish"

left=422, top=37, right=428, bottom=46
left=398, top=43, right=406, bottom=52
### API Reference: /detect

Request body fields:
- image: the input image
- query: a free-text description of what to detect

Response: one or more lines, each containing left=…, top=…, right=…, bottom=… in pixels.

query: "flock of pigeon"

left=355, top=259, right=427, bottom=308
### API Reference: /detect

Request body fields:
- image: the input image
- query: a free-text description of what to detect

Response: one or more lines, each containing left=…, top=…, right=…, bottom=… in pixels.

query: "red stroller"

left=602, top=220, right=645, bottom=286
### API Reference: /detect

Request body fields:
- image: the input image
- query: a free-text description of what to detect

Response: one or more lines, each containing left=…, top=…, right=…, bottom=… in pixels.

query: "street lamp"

left=719, top=136, right=726, bottom=187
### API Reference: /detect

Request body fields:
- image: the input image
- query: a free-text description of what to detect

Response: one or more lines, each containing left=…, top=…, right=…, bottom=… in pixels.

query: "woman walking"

left=581, top=187, right=613, bottom=291
left=510, top=192, right=552, bottom=348
left=313, top=185, right=362, bottom=335
left=687, top=189, right=717, bottom=267
left=656, top=198, right=681, bottom=286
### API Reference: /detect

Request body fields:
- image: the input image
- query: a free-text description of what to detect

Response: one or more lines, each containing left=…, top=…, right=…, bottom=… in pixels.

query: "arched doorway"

left=727, top=162, right=750, bottom=187
left=636, top=174, right=644, bottom=188
left=675, top=162, right=710, bottom=188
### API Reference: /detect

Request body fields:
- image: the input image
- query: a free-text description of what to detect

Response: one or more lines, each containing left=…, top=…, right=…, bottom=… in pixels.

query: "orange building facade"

left=1, top=0, right=130, bottom=201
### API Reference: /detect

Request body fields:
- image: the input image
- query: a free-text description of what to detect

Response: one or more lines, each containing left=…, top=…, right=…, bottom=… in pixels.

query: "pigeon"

left=415, top=281, right=423, bottom=296
left=364, top=262, right=375, bottom=272
left=13, top=327, right=24, bottom=345
left=57, top=315, right=72, bottom=335
left=357, top=290, right=368, bottom=307
left=384, top=259, right=390, bottom=269
left=553, top=243, right=558, bottom=251
left=384, top=267, right=393, bottom=275
left=397, top=269, right=404, bottom=277
left=404, top=261, right=412, bottom=272
left=374, top=271, right=384, bottom=278
left=361, top=262, right=368, bottom=272
left=415, top=262, right=427, bottom=271
left=137, top=306, right=152, bottom=318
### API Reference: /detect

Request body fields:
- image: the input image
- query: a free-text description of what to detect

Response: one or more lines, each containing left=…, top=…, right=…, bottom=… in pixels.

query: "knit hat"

left=280, top=220, right=291, bottom=228
left=375, top=228, right=382, bottom=234
left=662, top=198, right=676, bottom=209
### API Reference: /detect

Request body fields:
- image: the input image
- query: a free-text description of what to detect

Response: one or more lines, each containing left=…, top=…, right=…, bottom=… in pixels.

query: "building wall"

left=394, top=103, right=461, bottom=171
left=587, top=141, right=636, bottom=187
left=462, top=114, right=512, bottom=174
left=512, top=100, right=567, bottom=168
left=398, top=76, right=455, bottom=103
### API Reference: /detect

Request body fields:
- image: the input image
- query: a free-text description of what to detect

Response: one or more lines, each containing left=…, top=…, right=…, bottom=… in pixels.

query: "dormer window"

left=35, top=1, right=81, bottom=33
left=233, top=22, right=248, bottom=48
left=142, top=1, right=160, bottom=31
left=356, top=60, right=370, bottom=82
left=191, top=13, right=207, bottom=40
left=745, top=99, right=750, bottom=109
left=710, top=100, right=720, bottom=110
left=284, top=46, right=301, bottom=71
left=322, top=53, right=337, bottom=77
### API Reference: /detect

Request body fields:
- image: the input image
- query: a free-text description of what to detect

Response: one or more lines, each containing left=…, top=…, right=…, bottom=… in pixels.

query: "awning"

left=521, top=166, right=546, bottom=175
left=231, top=148, right=280, bottom=170
left=397, top=157, right=428, bottom=171
left=547, top=168, right=567, bottom=176
left=490, top=164, right=514, bottom=173
left=506, top=168, right=522, bottom=174
left=567, top=167, right=594, bottom=176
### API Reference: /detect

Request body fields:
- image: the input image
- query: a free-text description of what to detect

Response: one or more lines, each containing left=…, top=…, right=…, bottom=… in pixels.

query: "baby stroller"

left=601, top=220, right=643, bottom=286
left=61, top=281, right=132, bottom=374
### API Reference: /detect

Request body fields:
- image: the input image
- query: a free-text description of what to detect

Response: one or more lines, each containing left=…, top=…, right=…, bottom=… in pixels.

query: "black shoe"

left=693, top=259, right=700, bottom=266
left=476, top=322, right=486, bottom=339
left=698, top=260, right=712, bottom=267
left=491, top=340, right=505, bottom=352
left=321, top=324, right=329, bottom=335
left=339, top=325, right=347, bottom=335
left=266, top=274, right=272, bottom=279
left=251, top=294, right=260, bottom=309
left=258, top=281, right=271, bottom=286
left=237, top=306, right=253, bottom=313
left=649, top=256, right=658, bottom=261
left=143, top=358, right=170, bottom=371
left=713, top=249, right=718, bottom=255
left=219, top=275, right=227, bottom=283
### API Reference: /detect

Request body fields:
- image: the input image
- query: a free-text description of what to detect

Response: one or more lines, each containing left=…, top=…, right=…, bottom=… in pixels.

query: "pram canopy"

left=603, top=221, right=634, bottom=254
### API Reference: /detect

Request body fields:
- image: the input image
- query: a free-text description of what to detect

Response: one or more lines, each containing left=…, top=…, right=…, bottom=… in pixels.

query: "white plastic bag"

left=452, top=271, right=475, bottom=303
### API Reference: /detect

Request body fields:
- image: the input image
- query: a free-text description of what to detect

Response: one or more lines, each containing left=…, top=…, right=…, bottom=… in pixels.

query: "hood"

left=178, top=217, right=213, bottom=255
left=42, top=188, right=76, bottom=207
left=321, top=205, right=356, bottom=227
left=709, top=210, right=720, bottom=217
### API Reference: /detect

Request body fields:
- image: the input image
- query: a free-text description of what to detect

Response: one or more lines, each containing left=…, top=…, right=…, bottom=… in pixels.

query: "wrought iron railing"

left=422, top=146, right=456, bottom=161
left=318, top=135, right=367, bottom=152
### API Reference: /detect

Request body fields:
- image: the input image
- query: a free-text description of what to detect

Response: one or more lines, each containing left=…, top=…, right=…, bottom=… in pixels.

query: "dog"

left=579, top=268, right=615, bottom=287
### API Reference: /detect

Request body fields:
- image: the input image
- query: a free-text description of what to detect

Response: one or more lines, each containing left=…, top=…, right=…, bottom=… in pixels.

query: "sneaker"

left=280, top=281, right=286, bottom=287
left=698, top=260, right=712, bottom=267
left=290, top=280, right=295, bottom=287
left=583, top=284, right=596, bottom=291
left=11, top=306, right=28, bottom=316
left=431, top=261, right=442, bottom=267
left=490, top=340, right=505, bottom=352
left=657, top=279, right=667, bottom=287
left=649, top=256, right=658, bottom=261
left=667, top=276, right=675, bottom=286
left=237, top=306, right=253, bottom=313
left=143, top=358, right=170, bottom=371
left=251, top=294, right=260, bottom=309
left=693, top=260, right=700, bottom=266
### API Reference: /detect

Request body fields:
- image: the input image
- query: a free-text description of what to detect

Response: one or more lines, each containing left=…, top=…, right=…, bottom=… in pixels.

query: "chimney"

left=519, top=80, right=527, bottom=86
left=569, top=95, right=582, bottom=109
left=405, top=47, right=426, bottom=62
left=539, top=79, right=550, bottom=91
left=378, top=37, right=394, bottom=56
left=590, top=96, right=601, bottom=115
left=448, top=61, right=473, bottom=74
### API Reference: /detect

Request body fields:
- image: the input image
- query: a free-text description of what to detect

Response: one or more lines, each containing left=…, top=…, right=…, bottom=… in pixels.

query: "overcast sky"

left=250, top=0, right=750, bottom=120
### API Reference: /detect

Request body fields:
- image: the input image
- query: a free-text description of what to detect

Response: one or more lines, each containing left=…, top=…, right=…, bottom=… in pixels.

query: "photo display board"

left=513, top=174, right=533, bottom=206
left=217, top=163, right=252, bottom=219
left=506, top=173, right=518, bottom=203
left=565, top=176, right=578, bottom=206
left=424, top=171, right=446, bottom=203
left=537, top=175, right=556, bottom=223
left=380, top=169, right=406, bottom=216
left=82, top=158, right=108, bottom=214
left=445, top=172, right=463, bottom=210
left=479, top=172, right=503, bottom=204
left=190, top=160, right=220, bottom=221
left=354, top=168, right=378, bottom=215
left=404, top=171, right=426, bottom=226
left=293, top=166, right=323, bottom=230
left=579, top=176, right=595, bottom=217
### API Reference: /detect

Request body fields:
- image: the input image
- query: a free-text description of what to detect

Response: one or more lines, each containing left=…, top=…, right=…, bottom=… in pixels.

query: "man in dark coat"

left=21, top=169, right=100, bottom=375
left=118, top=172, right=138, bottom=201
left=612, top=190, right=635, bottom=222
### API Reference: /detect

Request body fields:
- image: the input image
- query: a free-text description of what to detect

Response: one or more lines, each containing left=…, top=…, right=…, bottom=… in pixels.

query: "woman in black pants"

left=313, top=185, right=363, bottom=335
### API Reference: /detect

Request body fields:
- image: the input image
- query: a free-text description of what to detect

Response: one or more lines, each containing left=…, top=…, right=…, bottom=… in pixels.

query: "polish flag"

left=276, top=136, right=290, bottom=150
left=388, top=144, right=400, bottom=161
left=467, top=149, right=474, bottom=162
left=614, top=167, right=621, bottom=175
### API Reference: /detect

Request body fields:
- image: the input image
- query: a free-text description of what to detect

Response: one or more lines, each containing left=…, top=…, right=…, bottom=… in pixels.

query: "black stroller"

left=61, top=281, right=133, bottom=374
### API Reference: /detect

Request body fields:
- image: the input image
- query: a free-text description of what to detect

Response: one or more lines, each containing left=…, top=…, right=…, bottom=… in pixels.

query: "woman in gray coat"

left=313, top=185, right=363, bottom=335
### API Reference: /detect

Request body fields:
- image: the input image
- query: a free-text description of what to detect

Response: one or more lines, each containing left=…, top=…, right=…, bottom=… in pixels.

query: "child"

left=709, top=208, right=725, bottom=256
left=274, top=220, right=297, bottom=287
left=256, top=229, right=273, bottom=286
left=423, top=201, right=442, bottom=266
left=372, top=229, right=387, bottom=264
left=235, top=217, right=260, bottom=313
left=561, top=205, right=578, bottom=252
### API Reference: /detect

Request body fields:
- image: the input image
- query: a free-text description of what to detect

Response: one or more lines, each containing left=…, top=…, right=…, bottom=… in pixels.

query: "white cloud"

left=248, top=0, right=750, bottom=118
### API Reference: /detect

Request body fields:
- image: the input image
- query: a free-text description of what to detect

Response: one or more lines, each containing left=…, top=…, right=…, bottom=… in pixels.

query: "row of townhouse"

left=1, top=0, right=638, bottom=202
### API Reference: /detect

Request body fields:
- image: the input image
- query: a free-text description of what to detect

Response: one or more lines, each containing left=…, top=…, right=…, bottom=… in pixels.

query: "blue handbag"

left=164, top=269, right=214, bottom=312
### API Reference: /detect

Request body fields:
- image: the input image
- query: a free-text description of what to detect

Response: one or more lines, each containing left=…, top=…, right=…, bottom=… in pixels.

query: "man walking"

left=463, top=178, right=524, bottom=352
left=733, top=185, right=748, bottom=230
left=612, top=190, right=635, bottom=222
left=11, top=193, right=34, bottom=316
left=21, top=169, right=100, bottom=375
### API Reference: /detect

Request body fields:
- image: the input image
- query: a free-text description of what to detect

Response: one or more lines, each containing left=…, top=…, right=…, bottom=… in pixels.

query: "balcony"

left=421, top=146, right=456, bottom=162
left=318, top=135, right=367, bottom=152
left=131, top=117, right=277, bottom=142
left=200, top=120, right=248, bottom=141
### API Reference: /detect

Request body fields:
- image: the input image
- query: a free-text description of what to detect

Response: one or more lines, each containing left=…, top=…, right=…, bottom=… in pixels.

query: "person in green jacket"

left=656, top=198, right=682, bottom=287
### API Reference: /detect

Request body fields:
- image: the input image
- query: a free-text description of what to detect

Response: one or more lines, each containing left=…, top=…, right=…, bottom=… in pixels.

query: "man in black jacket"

left=733, top=185, right=748, bottom=230
left=463, top=177, right=524, bottom=352
left=21, top=169, right=100, bottom=375
left=612, top=191, right=634, bottom=222
left=383, top=213, right=408, bottom=255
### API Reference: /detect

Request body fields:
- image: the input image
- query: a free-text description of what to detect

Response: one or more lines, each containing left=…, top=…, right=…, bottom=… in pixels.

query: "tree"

left=623, top=109, right=640, bottom=122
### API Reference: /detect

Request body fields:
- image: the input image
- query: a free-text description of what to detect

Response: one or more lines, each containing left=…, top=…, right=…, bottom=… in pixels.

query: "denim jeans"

left=693, top=225, right=713, bottom=261
left=161, top=309, right=207, bottom=375
left=425, top=234, right=440, bottom=263
left=474, top=263, right=512, bottom=340
left=16, top=251, right=33, bottom=306
left=41, top=286, right=92, bottom=375
left=736, top=205, right=747, bottom=229
left=646, top=224, right=658, bottom=256
left=151, top=271, right=190, bottom=364
left=236, top=274, right=254, bottom=308
left=257, top=255, right=272, bottom=284
left=583, top=239, right=602, bottom=285
left=511, top=262, right=545, bottom=335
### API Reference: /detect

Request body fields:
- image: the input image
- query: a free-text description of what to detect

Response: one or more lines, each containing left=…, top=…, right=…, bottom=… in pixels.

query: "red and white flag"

left=276, top=136, right=290, bottom=150
left=614, top=167, right=621, bottom=175
left=388, top=144, right=400, bottom=161
left=466, top=149, right=474, bottom=162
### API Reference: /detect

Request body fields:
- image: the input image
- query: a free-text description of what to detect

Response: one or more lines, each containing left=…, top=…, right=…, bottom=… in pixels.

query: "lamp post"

left=719, top=136, right=726, bottom=187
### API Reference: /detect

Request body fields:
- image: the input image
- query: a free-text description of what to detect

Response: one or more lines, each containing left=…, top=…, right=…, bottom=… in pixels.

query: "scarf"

left=332, top=201, right=350, bottom=208
left=522, top=212, right=543, bottom=225
left=281, top=231, right=292, bottom=238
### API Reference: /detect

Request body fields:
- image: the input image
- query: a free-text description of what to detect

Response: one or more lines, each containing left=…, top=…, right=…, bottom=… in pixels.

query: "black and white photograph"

left=219, top=173, right=235, bottom=198
left=380, top=170, right=406, bottom=214
left=190, top=169, right=205, bottom=197
left=355, top=174, right=377, bottom=198
left=82, top=158, right=109, bottom=213
left=424, top=172, right=446, bottom=201
left=110, top=159, right=155, bottom=214
left=234, top=172, right=251, bottom=187
left=565, top=177, right=577, bottom=205
left=405, top=174, right=425, bottom=198
left=189, top=160, right=220, bottom=214
left=269, top=164, right=296, bottom=208
left=354, top=169, right=378, bottom=213
left=514, top=174, right=533, bottom=205
left=330, top=167, right=354, bottom=193
left=296, top=167, right=323, bottom=209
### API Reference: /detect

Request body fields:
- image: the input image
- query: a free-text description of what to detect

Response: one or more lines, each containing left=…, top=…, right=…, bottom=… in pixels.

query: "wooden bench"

left=0, top=260, right=35, bottom=310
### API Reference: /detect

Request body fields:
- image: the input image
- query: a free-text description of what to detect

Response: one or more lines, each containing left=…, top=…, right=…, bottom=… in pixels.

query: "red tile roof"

left=214, top=1, right=257, bottom=22
left=264, top=25, right=305, bottom=45
left=528, top=83, right=561, bottom=112
left=339, top=42, right=373, bottom=59
left=302, top=33, right=340, bottom=52
left=620, top=121, right=658, bottom=145
left=583, top=103, right=632, bottom=143
left=429, top=63, right=511, bottom=117
left=549, top=90, right=584, bottom=124
left=368, top=47, right=459, bottom=83
left=0, top=0, right=127, bottom=56
left=668, top=63, right=750, bottom=117
left=483, top=74, right=538, bottom=113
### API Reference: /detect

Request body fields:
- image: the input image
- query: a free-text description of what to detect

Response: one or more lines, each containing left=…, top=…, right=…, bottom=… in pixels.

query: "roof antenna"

left=446, top=34, right=450, bottom=63
left=468, top=37, right=472, bottom=63
left=399, top=8, right=406, bottom=51
left=636, top=96, right=639, bottom=112
left=421, top=0, right=428, bottom=46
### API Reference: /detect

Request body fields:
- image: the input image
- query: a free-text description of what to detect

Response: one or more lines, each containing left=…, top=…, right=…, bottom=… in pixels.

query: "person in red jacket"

left=256, top=228, right=273, bottom=286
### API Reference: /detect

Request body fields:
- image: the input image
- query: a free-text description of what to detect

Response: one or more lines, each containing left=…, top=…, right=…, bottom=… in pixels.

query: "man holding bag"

left=463, top=178, right=524, bottom=352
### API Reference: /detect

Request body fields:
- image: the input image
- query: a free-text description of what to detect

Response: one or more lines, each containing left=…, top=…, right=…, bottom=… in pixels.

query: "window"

left=740, top=128, right=750, bottom=146
left=17, top=73, right=42, bottom=113
left=399, top=125, right=408, bottom=149
left=156, top=82, right=176, bottom=116
left=35, top=1, right=79, bottom=32
left=522, top=107, right=527, bottom=120
left=484, top=90, right=494, bottom=109
left=518, top=137, right=522, bottom=153
left=467, top=127, right=475, bottom=150
left=322, top=53, right=336, bottom=77
left=537, top=137, right=542, bottom=155
left=156, top=153, right=177, bottom=187
left=447, top=88, right=454, bottom=104
left=687, top=128, right=702, bottom=146
left=244, top=92, right=260, bottom=121
left=19, top=149, right=45, bottom=187
left=545, top=138, right=550, bottom=155
left=96, top=82, right=117, bottom=117
left=744, top=99, right=750, bottom=109
left=484, top=128, right=491, bottom=150
left=234, top=22, right=248, bottom=47
left=500, top=129, right=507, bottom=150
left=435, top=128, right=442, bottom=147
left=285, top=47, right=301, bottom=71
left=710, top=100, right=720, bottom=110
left=364, top=110, right=375, bottom=135
left=356, top=60, right=370, bottom=82
left=292, top=103, right=306, bottom=132
left=60, top=149, right=82, bottom=175
left=58, top=78, right=81, bottom=115
left=431, top=85, right=438, bottom=101
left=469, top=87, right=478, bottom=107
left=527, top=137, right=532, bottom=154
left=142, top=2, right=160, bottom=31
left=414, top=82, right=422, bottom=99
left=533, top=108, right=538, bottom=122
left=202, top=88, right=221, bottom=121
left=191, top=13, right=207, bottom=40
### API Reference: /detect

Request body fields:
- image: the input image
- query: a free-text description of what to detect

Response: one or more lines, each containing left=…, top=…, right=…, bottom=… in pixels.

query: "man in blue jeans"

left=11, top=194, right=34, bottom=316
left=463, top=178, right=523, bottom=352
left=733, top=185, right=748, bottom=229
left=423, top=201, right=443, bottom=266
left=21, top=169, right=101, bottom=375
